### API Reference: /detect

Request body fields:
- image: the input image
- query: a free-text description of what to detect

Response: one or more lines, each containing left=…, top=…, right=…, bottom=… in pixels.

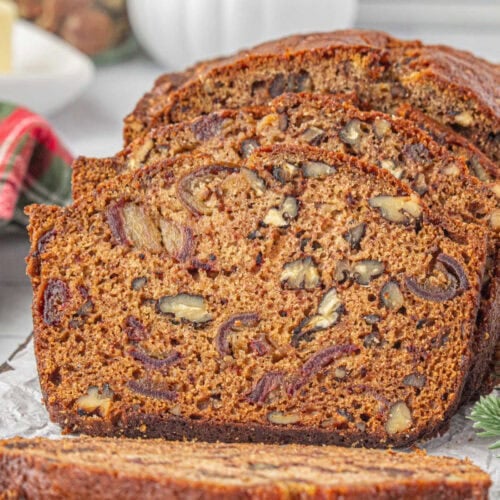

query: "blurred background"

left=0, top=0, right=499, bottom=360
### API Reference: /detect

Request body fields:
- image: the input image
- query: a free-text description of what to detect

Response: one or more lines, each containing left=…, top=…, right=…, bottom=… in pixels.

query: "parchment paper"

left=0, top=339, right=498, bottom=497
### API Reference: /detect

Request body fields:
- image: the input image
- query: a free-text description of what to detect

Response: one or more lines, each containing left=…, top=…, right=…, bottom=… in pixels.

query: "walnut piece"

left=131, top=277, right=147, bottom=291
left=267, top=411, right=300, bottom=425
left=369, top=195, right=422, bottom=225
left=385, top=401, right=412, bottom=435
left=280, top=257, right=320, bottom=290
left=301, top=127, right=326, bottom=145
left=291, top=288, right=344, bottom=346
left=263, top=196, right=298, bottom=227
left=380, top=281, right=404, bottom=310
left=380, top=159, right=404, bottom=180
left=242, top=168, right=266, bottom=196
left=334, top=259, right=351, bottom=283
left=157, top=294, right=212, bottom=324
left=352, top=260, right=385, bottom=286
left=301, top=160, right=336, bottom=178
left=403, top=373, right=426, bottom=389
left=343, top=223, right=366, bottom=250
left=373, top=118, right=391, bottom=138
left=76, top=385, right=114, bottom=417
left=453, top=111, right=473, bottom=127
left=178, top=166, right=238, bottom=216
left=272, top=162, right=300, bottom=184
left=339, top=119, right=363, bottom=146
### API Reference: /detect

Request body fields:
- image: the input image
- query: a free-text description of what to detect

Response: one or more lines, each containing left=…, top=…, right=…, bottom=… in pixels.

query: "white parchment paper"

left=0, top=340, right=498, bottom=497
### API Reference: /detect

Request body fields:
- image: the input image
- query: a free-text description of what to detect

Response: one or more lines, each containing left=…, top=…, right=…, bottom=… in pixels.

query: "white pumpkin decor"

left=127, top=0, right=358, bottom=69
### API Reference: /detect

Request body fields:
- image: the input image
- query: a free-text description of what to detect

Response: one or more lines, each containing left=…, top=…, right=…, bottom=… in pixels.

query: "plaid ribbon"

left=0, top=102, right=73, bottom=229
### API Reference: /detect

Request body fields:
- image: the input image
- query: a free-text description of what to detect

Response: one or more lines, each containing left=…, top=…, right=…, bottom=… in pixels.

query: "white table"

left=1, top=5, right=499, bottom=362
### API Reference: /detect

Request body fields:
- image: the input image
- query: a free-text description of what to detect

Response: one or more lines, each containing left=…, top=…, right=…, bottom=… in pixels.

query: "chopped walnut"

left=385, top=401, right=412, bottom=435
left=157, top=294, right=212, bottom=324
left=369, top=195, right=422, bottom=225
left=339, top=119, right=363, bottom=147
left=263, top=196, right=299, bottom=227
left=373, top=118, right=391, bottom=138
left=76, top=385, right=114, bottom=417
left=379, top=159, right=404, bottom=180
left=178, top=166, right=238, bottom=216
left=453, top=111, right=473, bottom=127
left=380, top=281, right=404, bottom=310
left=281, top=257, right=320, bottom=290
left=343, top=223, right=366, bottom=250
left=301, top=160, right=336, bottom=178
left=267, top=411, right=300, bottom=425
left=301, top=127, right=326, bottom=145
left=352, top=260, right=385, bottom=286
left=272, top=162, right=300, bottom=184
left=291, top=288, right=344, bottom=346
left=241, top=168, right=266, bottom=196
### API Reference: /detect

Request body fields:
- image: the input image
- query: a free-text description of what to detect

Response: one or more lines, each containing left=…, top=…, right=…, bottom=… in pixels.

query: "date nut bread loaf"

left=72, top=92, right=500, bottom=399
left=0, top=437, right=491, bottom=499
left=124, top=30, right=499, bottom=162
left=26, top=145, right=488, bottom=447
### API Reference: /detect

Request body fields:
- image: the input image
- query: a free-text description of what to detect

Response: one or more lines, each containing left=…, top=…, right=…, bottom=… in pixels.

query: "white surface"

left=0, top=21, right=95, bottom=116
left=128, top=0, right=358, bottom=69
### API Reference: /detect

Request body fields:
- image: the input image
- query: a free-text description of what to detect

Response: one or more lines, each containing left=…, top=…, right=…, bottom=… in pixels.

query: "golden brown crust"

left=0, top=437, right=492, bottom=499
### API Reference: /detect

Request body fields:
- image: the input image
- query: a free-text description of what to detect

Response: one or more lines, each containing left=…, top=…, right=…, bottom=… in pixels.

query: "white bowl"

left=0, top=20, right=95, bottom=116
left=127, top=0, right=358, bottom=70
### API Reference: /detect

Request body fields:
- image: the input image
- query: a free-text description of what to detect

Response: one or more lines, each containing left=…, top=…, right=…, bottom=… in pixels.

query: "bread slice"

left=73, top=92, right=500, bottom=400
left=27, top=145, right=487, bottom=447
left=124, top=30, right=499, bottom=162
left=0, top=437, right=491, bottom=499
left=395, top=104, right=499, bottom=184
left=123, top=30, right=414, bottom=144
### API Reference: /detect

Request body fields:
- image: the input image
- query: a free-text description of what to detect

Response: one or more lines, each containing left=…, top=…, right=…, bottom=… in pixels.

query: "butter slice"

left=0, top=0, right=17, bottom=73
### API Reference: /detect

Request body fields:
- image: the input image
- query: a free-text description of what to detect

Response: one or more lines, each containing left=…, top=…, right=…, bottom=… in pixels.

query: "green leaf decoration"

left=468, top=394, right=500, bottom=450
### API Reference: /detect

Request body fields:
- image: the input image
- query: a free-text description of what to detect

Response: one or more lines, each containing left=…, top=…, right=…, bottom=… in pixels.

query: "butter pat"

left=0, top=0, right=17, bottom=73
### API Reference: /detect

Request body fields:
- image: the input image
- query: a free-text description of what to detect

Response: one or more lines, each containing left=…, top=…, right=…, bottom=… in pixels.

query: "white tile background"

left=1, top=0, right=499, bottom=362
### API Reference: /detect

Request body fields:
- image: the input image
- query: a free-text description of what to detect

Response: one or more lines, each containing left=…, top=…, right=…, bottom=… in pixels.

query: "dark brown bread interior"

left=27, top=144, right=487, bottom=447
left=0, top=437, right=491, bottom=500
left=72, top=92, right=500, bottom=401
left=124, top=30, right=499, bottom=162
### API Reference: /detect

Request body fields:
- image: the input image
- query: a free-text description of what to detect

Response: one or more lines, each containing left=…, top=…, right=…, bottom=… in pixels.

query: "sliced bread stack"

left=15, top=28, right=499, bottom=498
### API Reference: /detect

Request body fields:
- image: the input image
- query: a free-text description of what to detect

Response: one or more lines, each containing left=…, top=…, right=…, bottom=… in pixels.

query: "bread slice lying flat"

left=0, top=437, right=491, bottom=499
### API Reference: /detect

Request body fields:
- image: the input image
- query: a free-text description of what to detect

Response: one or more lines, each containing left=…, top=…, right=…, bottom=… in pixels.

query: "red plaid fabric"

left=0, top=102, right=73, bottom=228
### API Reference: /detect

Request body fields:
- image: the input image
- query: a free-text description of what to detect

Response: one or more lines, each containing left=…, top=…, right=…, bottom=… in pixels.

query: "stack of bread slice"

left=6, top=29, right=498, bottom=498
